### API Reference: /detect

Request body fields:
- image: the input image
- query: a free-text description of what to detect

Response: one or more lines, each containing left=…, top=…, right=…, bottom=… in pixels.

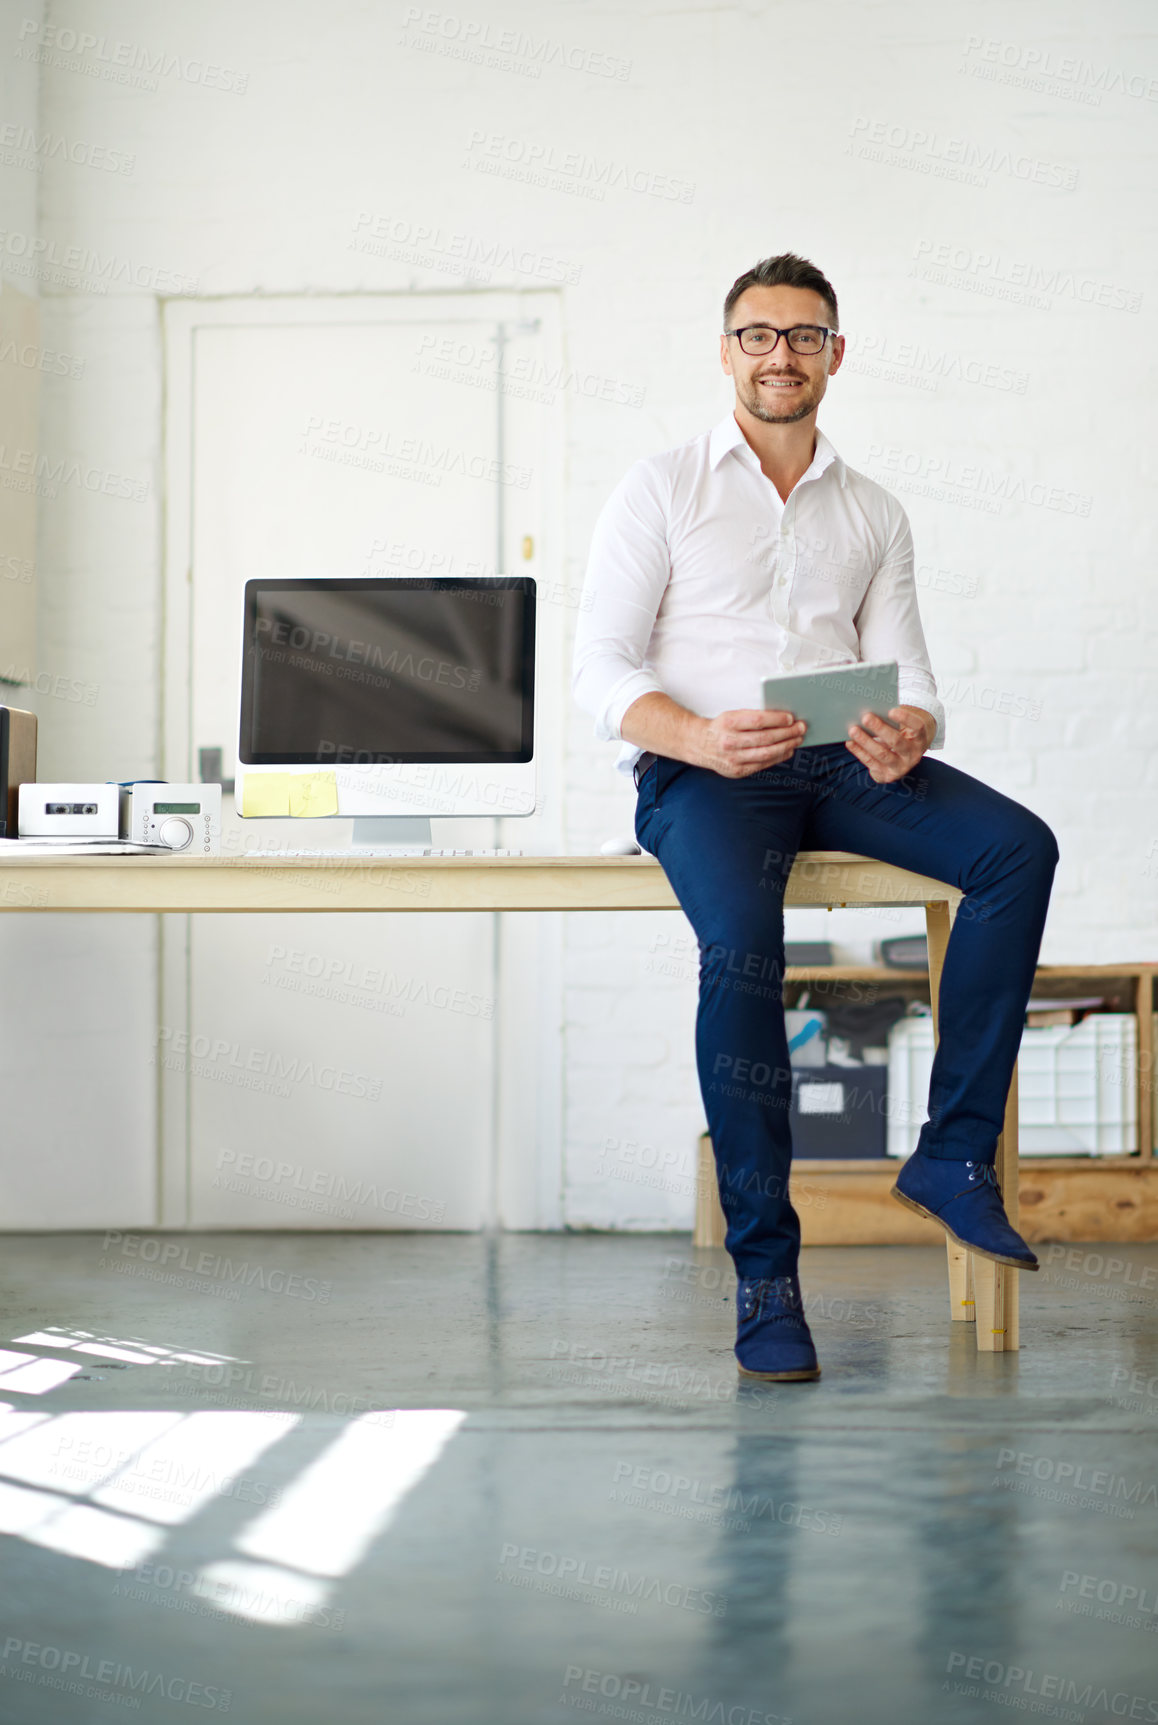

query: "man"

left=572, top=253, right=1059, bottom=1383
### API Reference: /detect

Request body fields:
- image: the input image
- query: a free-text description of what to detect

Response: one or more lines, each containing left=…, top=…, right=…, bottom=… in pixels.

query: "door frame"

left=159, top=290, right=566, bottom=1231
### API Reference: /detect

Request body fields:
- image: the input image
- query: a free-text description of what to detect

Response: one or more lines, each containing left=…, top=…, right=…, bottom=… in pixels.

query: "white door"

left=162, top=296, right=564, bottom=1231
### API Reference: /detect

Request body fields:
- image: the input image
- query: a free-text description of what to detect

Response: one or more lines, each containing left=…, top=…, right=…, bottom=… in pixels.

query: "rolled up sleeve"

left=853, top=499, right=946, bottom=750
left=572, top=460, right=671, bottom=742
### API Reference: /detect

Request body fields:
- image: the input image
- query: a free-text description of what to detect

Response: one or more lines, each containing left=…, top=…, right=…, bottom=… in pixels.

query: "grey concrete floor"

left=1, top=1232, right=1157, bottom=1724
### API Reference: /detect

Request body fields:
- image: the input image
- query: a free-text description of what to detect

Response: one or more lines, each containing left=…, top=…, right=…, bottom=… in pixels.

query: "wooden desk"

left=0, top=849, right=959, bottom=916
left=1, top=849, right=1008, bottom=1345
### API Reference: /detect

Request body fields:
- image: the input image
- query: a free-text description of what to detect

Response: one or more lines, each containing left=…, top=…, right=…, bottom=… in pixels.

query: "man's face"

left=721, top=285, right=844, bottom=425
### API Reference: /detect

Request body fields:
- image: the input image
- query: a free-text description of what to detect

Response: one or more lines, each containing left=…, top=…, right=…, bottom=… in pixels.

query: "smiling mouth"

left=757, top=377, right=805, bottom=388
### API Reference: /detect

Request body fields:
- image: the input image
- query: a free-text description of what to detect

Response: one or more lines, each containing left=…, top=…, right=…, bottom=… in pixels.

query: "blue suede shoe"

left=735, top=1274, right=821, bottom=1382
left=891, top=1154, right=1039, bottom=1270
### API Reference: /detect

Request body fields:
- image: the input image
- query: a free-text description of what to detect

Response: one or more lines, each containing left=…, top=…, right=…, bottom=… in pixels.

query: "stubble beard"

left=737, top=374, right=821, bottom=425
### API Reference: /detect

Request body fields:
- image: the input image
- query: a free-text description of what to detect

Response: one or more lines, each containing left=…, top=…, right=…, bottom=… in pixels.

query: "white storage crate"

left=885, top=1014, right=1137, bottom=1158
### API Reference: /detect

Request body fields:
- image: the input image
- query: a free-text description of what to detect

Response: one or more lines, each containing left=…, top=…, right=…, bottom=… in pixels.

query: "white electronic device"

left=118, top=782, right=222, bottom=853
left=760, top=660, right=900, bottom=748
left=235, top=576, right=537, bottom=850
left=19, top=782, right=119, bottom=838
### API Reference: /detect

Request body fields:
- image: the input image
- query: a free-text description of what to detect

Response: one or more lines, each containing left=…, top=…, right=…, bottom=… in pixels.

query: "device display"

left=760, top=660, right=900, bottom=748
left=119, top=783, right=222, bottom=852
left=239, top=578, right=535, bottom=766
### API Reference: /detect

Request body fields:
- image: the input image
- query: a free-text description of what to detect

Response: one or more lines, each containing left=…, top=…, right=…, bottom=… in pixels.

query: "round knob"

left=158, top=816, right=194, bottom=849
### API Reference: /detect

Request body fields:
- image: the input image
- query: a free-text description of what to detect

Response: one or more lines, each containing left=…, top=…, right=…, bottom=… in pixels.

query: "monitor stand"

left=351, top=816, right=432, bottom=852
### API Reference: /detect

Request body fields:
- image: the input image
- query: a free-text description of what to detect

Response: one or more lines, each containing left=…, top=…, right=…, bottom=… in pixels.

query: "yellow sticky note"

left=288, top=771, right=339, bottom=819
left=241, top=774, right=291, bottom=816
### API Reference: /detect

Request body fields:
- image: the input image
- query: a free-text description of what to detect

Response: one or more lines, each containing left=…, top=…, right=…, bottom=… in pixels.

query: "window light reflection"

left=0, top=1350, right=83, bottom=1395
left=236, top=1409, right=466, bottom=1578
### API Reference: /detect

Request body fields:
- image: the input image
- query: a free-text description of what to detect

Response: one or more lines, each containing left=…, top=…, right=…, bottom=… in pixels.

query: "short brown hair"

left=723, top=254, right=839, bottom=332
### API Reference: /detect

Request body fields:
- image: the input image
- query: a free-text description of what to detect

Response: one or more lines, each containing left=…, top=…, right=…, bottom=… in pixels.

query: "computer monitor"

left=236, top=576, right=536, bottom=848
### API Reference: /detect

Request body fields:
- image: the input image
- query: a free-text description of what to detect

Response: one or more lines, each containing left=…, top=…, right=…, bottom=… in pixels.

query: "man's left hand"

left=845, top=705, right=933, bottom=783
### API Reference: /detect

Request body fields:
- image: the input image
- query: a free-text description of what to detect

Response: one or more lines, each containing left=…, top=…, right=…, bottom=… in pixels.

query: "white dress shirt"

left=572, top=414, right=945, bottom=779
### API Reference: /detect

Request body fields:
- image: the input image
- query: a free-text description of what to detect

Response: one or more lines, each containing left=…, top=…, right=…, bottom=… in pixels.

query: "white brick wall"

left=1, top=0, right=1155, bottom=1229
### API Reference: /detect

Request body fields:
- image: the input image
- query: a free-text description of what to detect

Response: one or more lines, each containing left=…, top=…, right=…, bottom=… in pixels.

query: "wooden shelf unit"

left=783, top=960, right=1157, bottom=1162
left=770, top=960, right=1158, bottom=1244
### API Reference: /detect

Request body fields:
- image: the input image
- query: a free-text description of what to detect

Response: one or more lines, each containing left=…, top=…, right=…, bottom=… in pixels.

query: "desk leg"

left=974, top=1065, right=1020, bottom=1353
left=947, top=1244, right=975, bottom=1323
left=693, top=1133, right=727, bottom=1250
left=1000, top=1063, right=1020, bottom=1352
left=924, top=901, right=961, bottom=1327
left=974, top=1262, right=1007, bottom=1351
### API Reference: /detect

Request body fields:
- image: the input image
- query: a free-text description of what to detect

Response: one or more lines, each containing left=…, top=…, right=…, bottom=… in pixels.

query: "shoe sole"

left=737, top=1364, right=821, bottom=1382
left=890, top=1186, right=1039, bottom=1271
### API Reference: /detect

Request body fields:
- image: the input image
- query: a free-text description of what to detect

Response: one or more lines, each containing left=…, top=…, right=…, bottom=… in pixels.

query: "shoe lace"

left=965, top=1160, right=1002, bottom=1195
left=740, top=1276, right=804, bottom=1321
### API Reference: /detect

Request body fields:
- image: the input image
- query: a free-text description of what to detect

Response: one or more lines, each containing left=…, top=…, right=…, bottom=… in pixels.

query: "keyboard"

left=245, top=847, right=524, bottom=859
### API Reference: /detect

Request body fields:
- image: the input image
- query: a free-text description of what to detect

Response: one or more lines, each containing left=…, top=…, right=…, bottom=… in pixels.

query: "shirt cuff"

left=897, top=688, right=945, bottom=751
left=596, top=669, right=667, bottom=741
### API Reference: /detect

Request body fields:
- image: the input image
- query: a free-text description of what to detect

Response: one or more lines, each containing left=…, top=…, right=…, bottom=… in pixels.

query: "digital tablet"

left=760, top=661, right=900, bottom=748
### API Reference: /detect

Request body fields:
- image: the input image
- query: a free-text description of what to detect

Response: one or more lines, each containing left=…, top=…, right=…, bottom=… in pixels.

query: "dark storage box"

left=789, top=1063, right=888, bottom=1158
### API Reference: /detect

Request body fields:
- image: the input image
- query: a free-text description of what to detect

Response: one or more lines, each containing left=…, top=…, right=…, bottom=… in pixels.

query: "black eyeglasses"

left=725, top=324, right=835, bottom=357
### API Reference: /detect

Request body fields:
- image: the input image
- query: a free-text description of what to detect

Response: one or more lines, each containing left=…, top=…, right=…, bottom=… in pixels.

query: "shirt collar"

left=709, top=413, right=847, bottom=490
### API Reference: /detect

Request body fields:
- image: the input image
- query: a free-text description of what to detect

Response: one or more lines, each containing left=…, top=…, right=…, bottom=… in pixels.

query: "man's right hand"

left=695, top=709, right=807, bottom=778
left=619, top=691, right=807, bottom=779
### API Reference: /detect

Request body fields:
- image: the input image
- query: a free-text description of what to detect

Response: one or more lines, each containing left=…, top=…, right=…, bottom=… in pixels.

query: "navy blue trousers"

left=634, top=744, right=1060, bottom=1280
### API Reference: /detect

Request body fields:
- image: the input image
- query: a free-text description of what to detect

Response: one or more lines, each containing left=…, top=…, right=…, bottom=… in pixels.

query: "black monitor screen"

left=239, top=578, right=535, bottom=765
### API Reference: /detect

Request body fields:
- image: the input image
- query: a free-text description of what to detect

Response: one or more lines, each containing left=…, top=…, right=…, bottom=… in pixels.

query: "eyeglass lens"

left=739, top=327, right=827, bottom=355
